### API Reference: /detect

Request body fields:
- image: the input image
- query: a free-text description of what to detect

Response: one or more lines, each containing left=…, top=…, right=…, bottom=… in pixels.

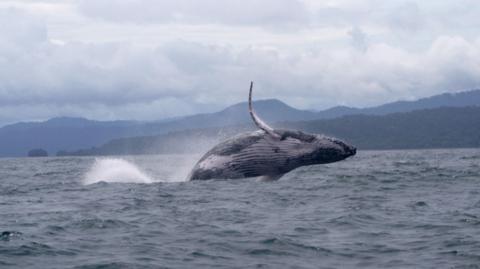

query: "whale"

left=187, top=82, right=356, bottom=181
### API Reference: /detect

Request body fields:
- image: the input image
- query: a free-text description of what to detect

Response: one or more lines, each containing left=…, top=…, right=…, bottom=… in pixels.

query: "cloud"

left=1, top=2, right=480, bottom=126
left=77, top=0, right=309, bottom=28
left=348, top=26, right=368, bottom=52
left=386, top=2, right=424, bottom=32
left=0, top=8, right=47, bottom=48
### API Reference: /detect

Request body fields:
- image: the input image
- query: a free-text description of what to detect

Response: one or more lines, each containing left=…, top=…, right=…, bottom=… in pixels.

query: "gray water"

left=1, top=149, right=480, bottom=268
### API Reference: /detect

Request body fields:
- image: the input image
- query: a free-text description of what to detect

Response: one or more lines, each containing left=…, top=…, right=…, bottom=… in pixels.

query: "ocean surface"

left=1, top=149, right=480, bottom=268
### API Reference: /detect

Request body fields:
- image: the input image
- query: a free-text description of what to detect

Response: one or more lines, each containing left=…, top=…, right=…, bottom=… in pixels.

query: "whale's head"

left=308, top=135, right=356, bottom=164
left=276, top=129, right=356, bottom=165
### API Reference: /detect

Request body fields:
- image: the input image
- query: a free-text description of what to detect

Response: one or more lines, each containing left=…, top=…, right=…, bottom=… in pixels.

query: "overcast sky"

left=1, top=0, right=480, bottom=125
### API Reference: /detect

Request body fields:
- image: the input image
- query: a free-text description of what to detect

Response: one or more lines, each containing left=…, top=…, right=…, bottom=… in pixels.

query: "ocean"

left=1, top=149, right=479, bottom=268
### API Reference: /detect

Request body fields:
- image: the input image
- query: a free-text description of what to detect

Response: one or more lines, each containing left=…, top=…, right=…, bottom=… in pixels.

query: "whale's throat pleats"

left=226, top=136, right=303, bottom=177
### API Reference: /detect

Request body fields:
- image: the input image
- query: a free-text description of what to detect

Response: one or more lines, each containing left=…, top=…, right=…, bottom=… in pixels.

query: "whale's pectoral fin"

left=258, top=174, right=284, bottom=181
left=248, top=81, right=281, bottom=139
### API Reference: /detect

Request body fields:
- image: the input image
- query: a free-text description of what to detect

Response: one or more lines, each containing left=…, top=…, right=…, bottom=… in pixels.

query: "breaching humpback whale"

left=188, top=82, right=356, bottom=181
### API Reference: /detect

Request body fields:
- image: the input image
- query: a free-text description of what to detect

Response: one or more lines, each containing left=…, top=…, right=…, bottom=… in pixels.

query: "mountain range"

left=60, top=106, right=480, bottom=156
left=1, top=89, right=479, bottom=157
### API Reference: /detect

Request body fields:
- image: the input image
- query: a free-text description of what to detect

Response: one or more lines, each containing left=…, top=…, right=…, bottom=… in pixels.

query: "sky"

left=1, top=0, right=480, bottom=125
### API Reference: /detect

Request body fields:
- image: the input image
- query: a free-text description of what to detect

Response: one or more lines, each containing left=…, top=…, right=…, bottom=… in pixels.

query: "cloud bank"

left=78, top=0, right=308, bottom=28
left=0, top=1, right=480, bottom=125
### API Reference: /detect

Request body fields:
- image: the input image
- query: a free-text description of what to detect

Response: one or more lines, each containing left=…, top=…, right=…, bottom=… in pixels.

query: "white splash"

left=83, top=158, right=153, bottom=185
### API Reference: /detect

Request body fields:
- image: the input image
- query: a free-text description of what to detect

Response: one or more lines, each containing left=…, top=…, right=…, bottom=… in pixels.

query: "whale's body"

left=188, top=82, right=356, bottom=181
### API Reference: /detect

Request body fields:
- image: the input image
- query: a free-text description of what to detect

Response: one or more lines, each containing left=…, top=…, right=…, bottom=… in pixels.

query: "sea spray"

left=140, top=154, right=201, bottom=182
left=83, top=158, right=153, bottom=184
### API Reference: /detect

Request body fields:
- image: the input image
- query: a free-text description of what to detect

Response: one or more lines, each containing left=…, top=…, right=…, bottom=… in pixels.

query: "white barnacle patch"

left=198, top=154, right=233, bottom=170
